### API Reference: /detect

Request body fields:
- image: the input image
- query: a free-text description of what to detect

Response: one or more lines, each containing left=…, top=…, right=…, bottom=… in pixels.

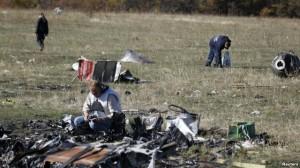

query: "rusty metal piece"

left=45, top=146, right=110, bottom=167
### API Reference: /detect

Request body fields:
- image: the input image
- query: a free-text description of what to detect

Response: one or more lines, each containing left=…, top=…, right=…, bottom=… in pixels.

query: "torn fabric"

left=76, top=58, right=121, bottom=82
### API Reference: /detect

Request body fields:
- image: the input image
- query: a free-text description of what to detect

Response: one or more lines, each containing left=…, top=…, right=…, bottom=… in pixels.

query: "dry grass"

left=0, top=9, right=300, bottom=161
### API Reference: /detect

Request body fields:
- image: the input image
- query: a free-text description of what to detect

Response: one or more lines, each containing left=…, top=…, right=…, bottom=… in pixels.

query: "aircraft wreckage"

left=0, top=105, right=271, bottom=168
left=271, top=51, right=300, bottom=77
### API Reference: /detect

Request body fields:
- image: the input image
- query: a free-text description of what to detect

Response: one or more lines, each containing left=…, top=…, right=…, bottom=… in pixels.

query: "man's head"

left=225, top=40, right=231, bottom=49
left=39, top=13, right=45, bottom=19
left=88, top=80, right=107, bottom=97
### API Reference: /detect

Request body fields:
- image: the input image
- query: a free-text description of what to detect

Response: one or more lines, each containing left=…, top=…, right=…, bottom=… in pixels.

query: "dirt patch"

left=32, top=84, right=72, bottom=91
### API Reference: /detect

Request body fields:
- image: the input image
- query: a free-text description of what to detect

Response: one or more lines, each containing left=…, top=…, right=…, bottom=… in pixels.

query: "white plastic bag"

left=222, top=50, right=231, bottom=67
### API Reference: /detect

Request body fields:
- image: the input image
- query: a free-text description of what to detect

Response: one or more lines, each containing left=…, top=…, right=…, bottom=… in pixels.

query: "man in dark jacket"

left=35, top=13, right=48, bottom=51
left=205, top=35, right=231, bottom=68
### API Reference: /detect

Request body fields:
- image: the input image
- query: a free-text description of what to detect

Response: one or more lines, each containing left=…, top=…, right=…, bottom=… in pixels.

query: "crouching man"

left=74, top=80, right=122, bottom=132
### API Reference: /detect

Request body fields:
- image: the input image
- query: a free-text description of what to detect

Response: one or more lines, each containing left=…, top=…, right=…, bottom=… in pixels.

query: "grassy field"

left=0, top=9, right=300, bottom=162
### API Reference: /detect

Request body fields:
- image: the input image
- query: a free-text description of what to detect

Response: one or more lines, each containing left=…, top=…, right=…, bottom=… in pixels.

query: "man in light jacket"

left=74, top=80, right=122, bottom=132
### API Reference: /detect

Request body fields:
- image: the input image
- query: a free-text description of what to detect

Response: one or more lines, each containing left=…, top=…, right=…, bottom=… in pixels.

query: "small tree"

left=11, top=0, right=38, bottom=8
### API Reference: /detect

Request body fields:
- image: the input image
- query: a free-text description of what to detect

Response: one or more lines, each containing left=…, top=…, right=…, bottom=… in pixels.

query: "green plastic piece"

left=228, top=122, right=255, bottom=140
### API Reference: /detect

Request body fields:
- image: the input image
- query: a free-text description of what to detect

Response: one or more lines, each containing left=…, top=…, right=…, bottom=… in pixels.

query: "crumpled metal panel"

left=165, top=112, right=199, bottom=142
left=142, top=114, right=162, bottom=131
left=271, top=52, right=300, bottom=77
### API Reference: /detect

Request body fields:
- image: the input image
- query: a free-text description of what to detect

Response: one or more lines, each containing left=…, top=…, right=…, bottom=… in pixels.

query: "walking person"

left=35, top=13, right=48, bottom=51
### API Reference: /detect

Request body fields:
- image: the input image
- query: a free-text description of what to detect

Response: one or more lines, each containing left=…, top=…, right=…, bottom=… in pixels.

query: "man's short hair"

left=89, top=80, right=108, bottom=90
left=89, top=80, right=101, bottom=88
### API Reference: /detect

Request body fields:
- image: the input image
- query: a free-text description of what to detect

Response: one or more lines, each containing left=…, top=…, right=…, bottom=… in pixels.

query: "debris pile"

left=72, top=57, right=144, bottom=84
left=0, top=105, right=271, bottom=168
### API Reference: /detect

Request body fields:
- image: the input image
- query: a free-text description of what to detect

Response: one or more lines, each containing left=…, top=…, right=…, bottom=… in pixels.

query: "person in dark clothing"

left=205, top=35, right=231, bottom=68
left=35, top=13, right=48, bottom=51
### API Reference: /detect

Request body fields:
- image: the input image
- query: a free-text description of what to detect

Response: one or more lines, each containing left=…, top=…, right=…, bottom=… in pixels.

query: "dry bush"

left=0, top=0, right=11, bottom=8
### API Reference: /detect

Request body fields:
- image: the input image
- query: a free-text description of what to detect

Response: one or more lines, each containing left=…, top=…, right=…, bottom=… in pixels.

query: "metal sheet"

left=45, top=146, right=110, bottom=166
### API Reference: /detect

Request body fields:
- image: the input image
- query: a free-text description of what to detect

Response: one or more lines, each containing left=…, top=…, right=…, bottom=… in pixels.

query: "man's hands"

left=83, top=111, right=89, bottom=122
left=87, top=114, right=106, bottom=122
left=89, top=116, right=106, bottom=122
left=83, top=111, right=107, bottom=122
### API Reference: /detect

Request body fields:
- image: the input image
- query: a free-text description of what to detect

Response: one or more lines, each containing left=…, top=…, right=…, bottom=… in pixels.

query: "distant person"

left=74, top=80, right=122, bottom=132
left=35, top=13, right=48, bottom=51
left=205, top=35, right=231, bottom=68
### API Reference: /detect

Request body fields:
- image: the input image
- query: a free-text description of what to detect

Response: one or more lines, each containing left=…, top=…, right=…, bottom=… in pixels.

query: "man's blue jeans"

left=206, top=47, right=221, bottom=67
left=74, top=116, right=112, bottom=132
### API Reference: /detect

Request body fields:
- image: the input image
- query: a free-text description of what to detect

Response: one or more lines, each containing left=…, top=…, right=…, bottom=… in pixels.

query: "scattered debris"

left=189, top=90, right=201, bottom=97
left=254, top=95, right=264, bottom=99
left=228, top=122, right=255, bottom=140
left=0, top=106, right=273, bottom=168
left=125, top=90, right=131, bottom=95
left=281, top=85, right=288, bottom=89
left=71, top=62, right=79, bottom=71
left=165, top=105, right=200, bottom=142
left=45, top=145, right=108, bottom=167
left=54, top=7, right=63, bottom=15
left=16, top=61, right=23, bottom=65
left=117, top=69, right=140, bottom=83
left=250, top=110, right=261, bottom=115
left=28, top=58, right=35, bottom=63
left=72, top=57, right=147, bottom=84
left=120, top=49, right=154, bottom=64
left=207, top=90, right=217, bottom=96
left=239, top=140, right=257, bottom=149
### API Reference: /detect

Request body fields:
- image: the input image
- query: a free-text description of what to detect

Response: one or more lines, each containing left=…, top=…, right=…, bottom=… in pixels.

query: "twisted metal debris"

left=0, top=106, right=271, bottom=168
left=271, top=51, right=300, bottom=77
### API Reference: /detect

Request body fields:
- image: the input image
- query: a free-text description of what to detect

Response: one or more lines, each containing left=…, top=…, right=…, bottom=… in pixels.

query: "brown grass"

left=0, top=9, right=300, bottom=161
